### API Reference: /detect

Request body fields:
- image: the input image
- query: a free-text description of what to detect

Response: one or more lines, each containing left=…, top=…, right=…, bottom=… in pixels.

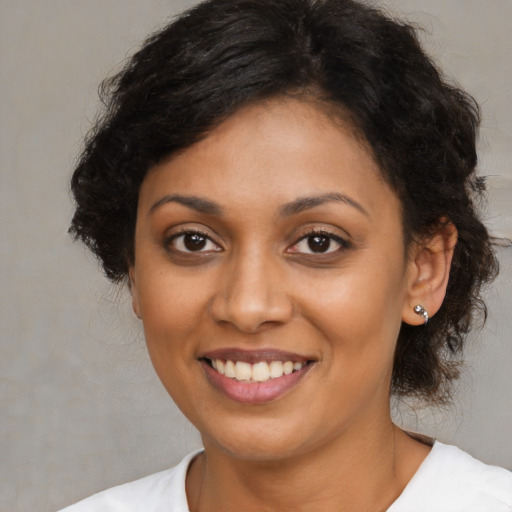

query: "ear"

left=402, top=220, right=458, bottom=325
left=128, top=266, right=142, bottom=319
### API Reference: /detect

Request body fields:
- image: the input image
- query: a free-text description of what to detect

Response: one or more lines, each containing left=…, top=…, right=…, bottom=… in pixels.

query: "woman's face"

left=131, top=98, right=416, bottom=461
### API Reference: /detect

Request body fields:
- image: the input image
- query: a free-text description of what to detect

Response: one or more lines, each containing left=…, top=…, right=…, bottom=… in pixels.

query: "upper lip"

left=200, top=348, right=313, bottom=364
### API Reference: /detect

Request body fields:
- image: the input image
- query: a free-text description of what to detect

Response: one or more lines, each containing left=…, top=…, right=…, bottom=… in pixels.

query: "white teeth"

left=252, top=362, right=270, bottom=382
left=211, top=358, right=306, bottom=382
left=283, top=361, right=294, bottom=375
left=224, top=360, right=236, bottom=378
left=269, top=361, right=284, bottom=379
left=235, top=361, right=252, bottom=381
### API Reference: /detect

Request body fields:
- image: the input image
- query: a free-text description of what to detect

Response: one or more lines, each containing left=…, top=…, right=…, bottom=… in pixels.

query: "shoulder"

left=390, top=441, right=512, bottom=512
left=56, top=451, right=201, bottom=512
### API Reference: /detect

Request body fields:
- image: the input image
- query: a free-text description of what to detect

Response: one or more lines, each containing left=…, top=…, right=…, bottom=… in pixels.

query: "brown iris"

left=307, top=235, right=331, bottom=253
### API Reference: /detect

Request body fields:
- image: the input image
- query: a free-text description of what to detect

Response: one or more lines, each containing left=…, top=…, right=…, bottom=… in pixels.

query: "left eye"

left=290, top=233, right=347, bottom=255
left=168, top=232, right=221, bottom=253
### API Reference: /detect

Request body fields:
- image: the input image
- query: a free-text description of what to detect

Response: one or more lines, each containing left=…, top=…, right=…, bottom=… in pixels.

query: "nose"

left=210, top=249, right=294, bottom=333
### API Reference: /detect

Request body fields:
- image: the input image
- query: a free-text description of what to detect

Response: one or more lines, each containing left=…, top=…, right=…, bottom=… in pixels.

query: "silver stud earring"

left=414, top=304, right=429, bottom=325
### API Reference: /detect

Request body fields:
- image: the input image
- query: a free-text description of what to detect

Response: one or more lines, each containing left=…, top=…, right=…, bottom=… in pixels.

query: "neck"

left=187, top=417, right=430, bottom=512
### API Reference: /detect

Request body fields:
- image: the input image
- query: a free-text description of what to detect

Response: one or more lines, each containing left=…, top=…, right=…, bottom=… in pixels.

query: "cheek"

left=136, top=272, right=211, bottom=411
left=296, top=255, right=407, bottom=358
left=137, top=269, right=212, bottom=355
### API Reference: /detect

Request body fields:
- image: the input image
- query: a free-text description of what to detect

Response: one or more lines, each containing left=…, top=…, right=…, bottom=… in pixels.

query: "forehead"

left=138, top=98, right=398, bottom=222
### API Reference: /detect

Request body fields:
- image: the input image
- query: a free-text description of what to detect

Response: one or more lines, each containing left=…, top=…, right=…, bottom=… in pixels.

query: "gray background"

left=1, top=1, right=511, bottom=511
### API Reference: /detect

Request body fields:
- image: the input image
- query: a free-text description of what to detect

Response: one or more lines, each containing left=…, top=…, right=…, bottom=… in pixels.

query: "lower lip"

left=201, top=360, right=314, bottom=404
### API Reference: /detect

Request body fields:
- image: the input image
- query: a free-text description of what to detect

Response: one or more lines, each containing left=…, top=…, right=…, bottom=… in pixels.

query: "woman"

left=62, top=0, right=512, bottom=510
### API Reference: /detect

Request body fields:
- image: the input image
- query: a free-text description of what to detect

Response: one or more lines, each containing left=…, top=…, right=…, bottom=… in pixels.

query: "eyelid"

left=162, top=223, right=352, bottom=257
left=164, top=226, right=223, bottom=253
left=286, top=228, right=352, bottom=255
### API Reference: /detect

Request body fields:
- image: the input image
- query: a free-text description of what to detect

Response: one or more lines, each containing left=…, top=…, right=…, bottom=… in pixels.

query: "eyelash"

left=165, top=229, right=222, bottom=254
left=164, top=228, right=351, bottom=257
left=288, top=230, right=351, bottom=256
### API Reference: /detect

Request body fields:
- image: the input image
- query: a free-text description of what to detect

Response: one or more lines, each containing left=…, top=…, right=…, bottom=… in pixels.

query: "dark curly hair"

left=69, top=0, right=498, bottom=404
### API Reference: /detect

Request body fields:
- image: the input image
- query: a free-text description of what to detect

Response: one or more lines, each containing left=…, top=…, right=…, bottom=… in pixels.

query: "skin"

left=130, top=98, right=456, bottom=511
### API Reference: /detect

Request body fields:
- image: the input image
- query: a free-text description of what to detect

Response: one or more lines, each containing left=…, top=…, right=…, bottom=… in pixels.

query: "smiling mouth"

left=203, top=358, right=311, bottom=383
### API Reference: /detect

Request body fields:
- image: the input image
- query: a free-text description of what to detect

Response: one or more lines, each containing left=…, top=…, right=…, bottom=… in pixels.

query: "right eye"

left=167, top=231, right=222, bottom=254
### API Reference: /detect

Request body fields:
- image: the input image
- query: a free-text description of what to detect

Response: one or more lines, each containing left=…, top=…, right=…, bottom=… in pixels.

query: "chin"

left=199, top=416, right=324, bottom=463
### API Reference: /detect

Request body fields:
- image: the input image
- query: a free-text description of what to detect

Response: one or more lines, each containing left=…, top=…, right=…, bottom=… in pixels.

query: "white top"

left=59, top=442, right=512, bottom=512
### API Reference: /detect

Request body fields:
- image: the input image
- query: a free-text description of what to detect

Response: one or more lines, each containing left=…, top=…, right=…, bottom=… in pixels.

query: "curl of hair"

left=69, top=0, right=498, bottom=404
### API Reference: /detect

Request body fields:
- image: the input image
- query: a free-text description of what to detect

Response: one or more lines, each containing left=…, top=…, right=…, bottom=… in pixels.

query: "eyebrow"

left=148, top=192, right=369, bottom=218
left=149, top=194, right=222, bottom=215
left=279, top=193, right=369, bottom=218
